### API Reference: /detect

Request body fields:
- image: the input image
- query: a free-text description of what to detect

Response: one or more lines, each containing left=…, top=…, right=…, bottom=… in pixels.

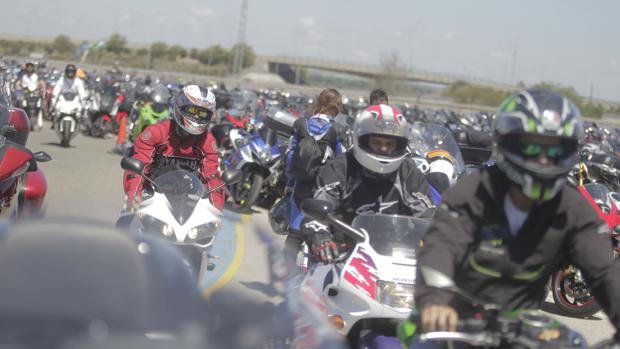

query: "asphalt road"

left=27, top=123, right=615, bottom=346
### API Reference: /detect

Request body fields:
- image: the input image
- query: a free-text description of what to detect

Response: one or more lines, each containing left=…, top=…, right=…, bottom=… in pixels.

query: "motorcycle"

left=87, top=85, right=124, bottom=138
left=549, top=182, right=620, bottom=318
left=408, top=122, right=466, bottom=201
left=0, top=135, right=51, bottom=220
left=224, top=124, right=286, bottom=209
left=398, top=266, right=602, bottom=349
left=296, top=198, right=430, bottom=348
left=20, top=86, right=42, bottom=131
left=117, top=157, right=241, bottom=283
left=53, top=91, right=82, bottom=147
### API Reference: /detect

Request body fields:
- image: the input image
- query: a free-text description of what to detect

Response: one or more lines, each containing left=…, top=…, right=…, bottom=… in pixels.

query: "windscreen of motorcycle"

left=351, top=214, right=430, bottom=256
left=409, top=122, right=465, bottom=176
left=152, top=170, right=206, bottom=224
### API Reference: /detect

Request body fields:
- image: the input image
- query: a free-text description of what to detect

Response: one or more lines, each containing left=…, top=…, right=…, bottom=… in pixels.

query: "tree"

left=167, top=45, right=187, bottom=61
left=228, top=43, right=256, bottom=69
left=52, top=35, right=75, bottom=54
left=189, top=48, right=199, bottom=60
left=106, top=33, right=127, bottom=55
left=136, top=48, right=148, bottom=56
left=198, top=45, right=227, bottom=65
left=150, top=41, right=168, bottom=59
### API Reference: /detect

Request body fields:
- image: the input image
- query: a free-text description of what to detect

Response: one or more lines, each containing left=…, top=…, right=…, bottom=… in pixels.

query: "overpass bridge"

left=261, top=54, right=517, bottom=91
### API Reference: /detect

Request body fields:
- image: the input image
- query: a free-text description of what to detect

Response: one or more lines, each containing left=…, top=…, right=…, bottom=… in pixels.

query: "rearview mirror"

left=33, top=151, right=51, bottom=163
left=120, top=157, right=145, bottom=174
left=221, top=170, right=242, bottom=185
left=301, top=199, right=335, bottom=221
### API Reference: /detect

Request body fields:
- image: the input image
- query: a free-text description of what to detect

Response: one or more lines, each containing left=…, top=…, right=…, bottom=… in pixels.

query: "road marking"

left=202, top=213, right=248, bottom=298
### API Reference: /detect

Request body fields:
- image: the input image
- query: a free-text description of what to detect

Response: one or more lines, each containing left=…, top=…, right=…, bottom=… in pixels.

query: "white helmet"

left=352, top=104, right=410, bottom=175
left=172, top=85, right=216, bottom=135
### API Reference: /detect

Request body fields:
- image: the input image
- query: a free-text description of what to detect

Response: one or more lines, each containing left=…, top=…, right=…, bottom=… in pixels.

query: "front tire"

left=551, top=268, right=600, bottom=317
left=61, top=120, right=72, bottom=147
left=235, top=172, right=263, bottom=209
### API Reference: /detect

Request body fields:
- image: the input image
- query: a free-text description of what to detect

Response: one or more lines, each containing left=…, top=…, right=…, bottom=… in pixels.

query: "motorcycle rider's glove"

left=311, top=232, right=339, bottom=264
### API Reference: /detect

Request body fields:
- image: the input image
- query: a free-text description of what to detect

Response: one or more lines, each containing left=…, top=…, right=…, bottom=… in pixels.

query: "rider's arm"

left=415, top=176, right=479, bottom=310
left=284, top=133, right=298, bottom=187
left=313, top=153, right=348, bottom=211
left=568, top=201, right=620, bottom=332
left=123, top=124, right=162, bottom=203
left=201, top=134, right=225, bottom=210
left=51, top=78, right=63, bottom=102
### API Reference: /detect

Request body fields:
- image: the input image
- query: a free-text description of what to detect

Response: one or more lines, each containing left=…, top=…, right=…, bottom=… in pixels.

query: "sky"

left=0, top=0, right=618, bottom=101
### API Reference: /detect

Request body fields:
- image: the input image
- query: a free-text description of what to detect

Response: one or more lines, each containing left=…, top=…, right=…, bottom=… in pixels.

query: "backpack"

left=289, top=119, right=337, bottom=181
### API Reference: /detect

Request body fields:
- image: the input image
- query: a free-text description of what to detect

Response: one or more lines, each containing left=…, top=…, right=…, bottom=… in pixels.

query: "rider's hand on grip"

left=421, top=304, right=458, bottom=333
left=311, top=233, right=339, bottom=264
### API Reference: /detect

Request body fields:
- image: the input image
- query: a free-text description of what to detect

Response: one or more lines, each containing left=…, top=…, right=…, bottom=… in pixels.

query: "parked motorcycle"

left=297, top=198, right=430, bottom=348
left=408, top=122, right=466, bottom=200
left=20, top=86, right=42, bottom=131
left=549, top=182, right=620, bottom=317
left=224, top=126, right=286, bottom=209
left=53, top=91, right=82, bottom=147
left=87, top=85, right=123, bottom=138
left=117, top=157, right=241, bottom=283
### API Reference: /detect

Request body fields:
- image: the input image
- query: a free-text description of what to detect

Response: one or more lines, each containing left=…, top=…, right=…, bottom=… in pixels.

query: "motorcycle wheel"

left=28, top=109, right=39, bottom=131
left=61, top=120, right=71, bottom=147
left=551, top=268, right=600, bottom=317
left=237, top=173, right=263, bottom=209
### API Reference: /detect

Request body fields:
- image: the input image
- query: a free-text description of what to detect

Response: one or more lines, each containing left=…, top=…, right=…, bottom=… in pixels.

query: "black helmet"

left=268, top=194, right=291, bottom=235
left=494, top=88, right=583, bottom=201
left=65, top=64, right=77, bottom=79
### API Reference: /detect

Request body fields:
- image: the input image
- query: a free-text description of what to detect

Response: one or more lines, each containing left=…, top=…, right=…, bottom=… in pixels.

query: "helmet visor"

left=180, top=105, right=213, bottom=123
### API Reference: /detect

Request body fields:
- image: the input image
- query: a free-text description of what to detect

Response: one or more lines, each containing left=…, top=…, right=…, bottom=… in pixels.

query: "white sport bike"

left=117, top=157, right=241, bottom=284
left=53, top=91, right=82, bottom=147
left=295, top=199, right=431, bottom=349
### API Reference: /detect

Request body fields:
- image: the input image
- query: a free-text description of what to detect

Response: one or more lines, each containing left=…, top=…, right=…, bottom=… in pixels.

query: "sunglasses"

left=183, top=105, right=212, bottom=120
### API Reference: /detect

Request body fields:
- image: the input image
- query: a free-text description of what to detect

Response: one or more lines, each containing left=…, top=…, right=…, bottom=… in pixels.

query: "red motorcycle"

left=0, top=107, right=51, bottom=220
left=549, top=182, right=620, bottom=317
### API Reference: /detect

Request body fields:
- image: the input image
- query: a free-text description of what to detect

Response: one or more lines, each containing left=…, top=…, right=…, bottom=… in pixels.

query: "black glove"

left=311, top=232, right=339, bottom=264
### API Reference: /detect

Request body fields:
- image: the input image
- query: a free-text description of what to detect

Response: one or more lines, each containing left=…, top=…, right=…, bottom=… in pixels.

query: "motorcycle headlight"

left=10, top=161, right=30, bottom=179
left=375, top=281, right=415, bottom=312
left=140, top=215, right=174, bottom=240
left=188, top=221, right=220, bottom=245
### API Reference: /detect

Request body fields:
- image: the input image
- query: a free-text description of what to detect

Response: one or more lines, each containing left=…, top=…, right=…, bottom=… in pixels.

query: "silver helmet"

left=352, top=104, right=410, bottom=175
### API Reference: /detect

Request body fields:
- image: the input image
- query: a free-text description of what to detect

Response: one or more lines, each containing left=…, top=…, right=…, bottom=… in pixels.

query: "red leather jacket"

left=123, top=119, right=225, bottom=210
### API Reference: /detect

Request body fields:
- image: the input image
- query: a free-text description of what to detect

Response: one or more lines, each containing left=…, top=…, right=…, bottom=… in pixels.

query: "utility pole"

left=232, top=0, right=248, bottom=75
left=509, top=36, right=519, bottom=85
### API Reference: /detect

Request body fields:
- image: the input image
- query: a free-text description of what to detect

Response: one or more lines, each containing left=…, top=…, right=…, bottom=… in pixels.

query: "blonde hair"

left=313, top=88, right=342, bottom=116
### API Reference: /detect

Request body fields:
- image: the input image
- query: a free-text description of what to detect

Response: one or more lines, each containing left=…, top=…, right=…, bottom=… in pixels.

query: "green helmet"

left=493, top=88, right=583, bottom=201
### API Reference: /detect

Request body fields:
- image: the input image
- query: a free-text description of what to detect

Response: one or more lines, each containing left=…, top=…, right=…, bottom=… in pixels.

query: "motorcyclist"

left=131, top=83, right=171, bottom=140
left=369, top=88, right=388, bottom=105
left=123, top=84, right=224, bottom=210
left=15, top=62, right=45, bottom=93
left=15, top=62, right=47, bottom=121
left=414, top=89, right=620, bottom=342
left=303, top=104, right=434, bottom=264
left=52, top=64, right=87, bottom=104
left=282, top=88, right=346, bottom=261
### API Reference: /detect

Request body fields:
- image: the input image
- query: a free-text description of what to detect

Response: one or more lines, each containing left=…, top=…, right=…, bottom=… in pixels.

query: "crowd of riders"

left=2, top=57, right=620, bottom=348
